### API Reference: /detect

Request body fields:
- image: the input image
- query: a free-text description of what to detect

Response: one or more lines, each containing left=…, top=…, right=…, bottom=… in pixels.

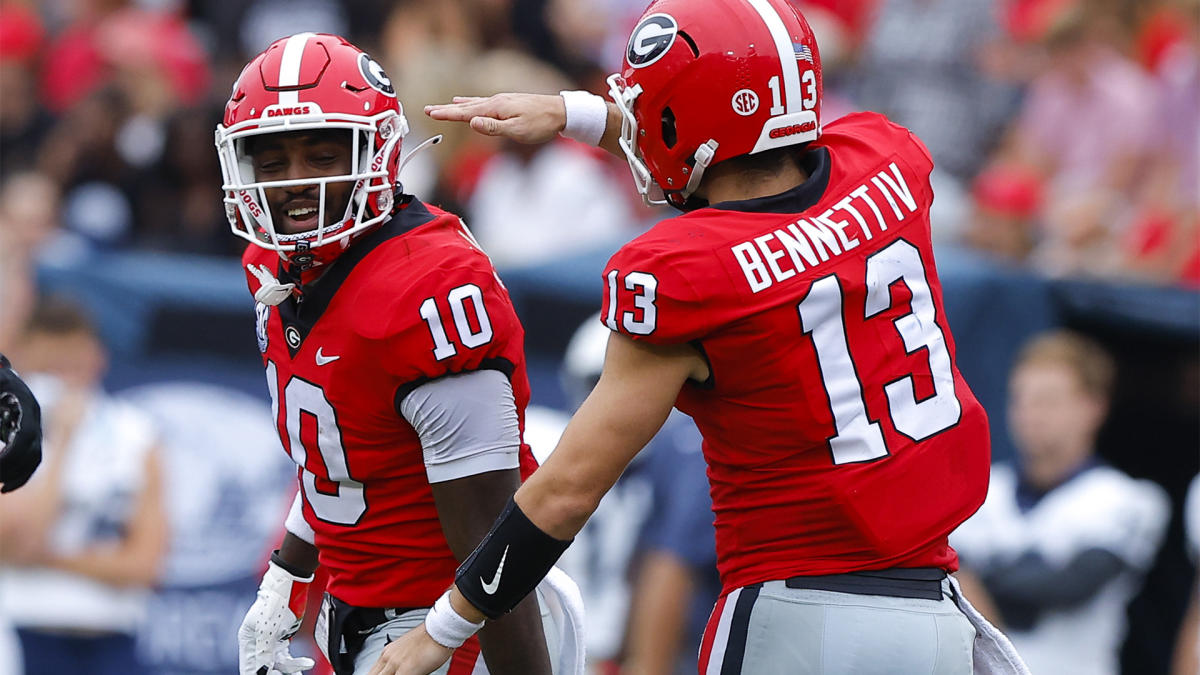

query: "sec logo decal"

left=732, top=89, right=760, bottom=116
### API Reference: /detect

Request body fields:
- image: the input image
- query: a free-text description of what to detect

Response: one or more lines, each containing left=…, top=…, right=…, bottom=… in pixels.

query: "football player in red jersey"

left=380, top=1, right=1033, bottom=673
left=215, top=33, right=567, bottom=675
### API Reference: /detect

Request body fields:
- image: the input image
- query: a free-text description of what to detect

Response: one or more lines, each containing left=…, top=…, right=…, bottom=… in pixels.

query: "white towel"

left=538, top=566, right=586, bottom=675
left=948, top=576, right=1032, bottom=675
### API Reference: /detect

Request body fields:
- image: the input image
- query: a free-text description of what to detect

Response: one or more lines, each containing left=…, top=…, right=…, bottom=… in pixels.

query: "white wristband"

left=559, top=90, right=608, bottom=146
left=424, top=590, right=484, bottom=649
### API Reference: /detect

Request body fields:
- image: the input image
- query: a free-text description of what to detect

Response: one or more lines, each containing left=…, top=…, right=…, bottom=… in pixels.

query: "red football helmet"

left=607, top=0, right=822, bottom=209
left=215, top=33, right=408, bottom=269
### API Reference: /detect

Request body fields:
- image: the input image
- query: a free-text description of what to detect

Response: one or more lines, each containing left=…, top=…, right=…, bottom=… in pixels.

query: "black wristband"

left=0, top=353, right=11, bottom=370
left=455, top=497, right=572, bottom=620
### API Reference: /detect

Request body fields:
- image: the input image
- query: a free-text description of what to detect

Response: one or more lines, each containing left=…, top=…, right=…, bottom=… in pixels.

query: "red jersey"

left=243, top=198, right=537, bottom=608
left=602, top=113, right=990, bottom=594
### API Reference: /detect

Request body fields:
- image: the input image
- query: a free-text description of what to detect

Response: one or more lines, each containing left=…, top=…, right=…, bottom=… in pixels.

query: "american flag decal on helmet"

left=794, top=43, right=813, bottom=63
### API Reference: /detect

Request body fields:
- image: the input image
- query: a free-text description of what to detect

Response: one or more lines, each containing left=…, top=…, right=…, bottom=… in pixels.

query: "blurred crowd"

left=0, top=0, right=1197, bottom=298
left=0, top=0, right=1197, bottom=674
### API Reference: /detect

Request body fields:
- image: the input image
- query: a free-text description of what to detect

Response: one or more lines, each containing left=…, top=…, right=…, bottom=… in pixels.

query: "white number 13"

left=606, top=270, right=657, bottom=335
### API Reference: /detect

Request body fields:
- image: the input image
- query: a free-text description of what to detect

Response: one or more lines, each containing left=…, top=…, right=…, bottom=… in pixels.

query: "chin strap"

left=247, top=263, right=296, bottom=306
left=683, top=139, right=719, bottom=199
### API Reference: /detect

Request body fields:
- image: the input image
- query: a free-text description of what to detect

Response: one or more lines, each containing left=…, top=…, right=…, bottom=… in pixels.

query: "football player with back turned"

left=216, top=33, right=575, bottom=675
left=382, top=0, right=1032, bottom=673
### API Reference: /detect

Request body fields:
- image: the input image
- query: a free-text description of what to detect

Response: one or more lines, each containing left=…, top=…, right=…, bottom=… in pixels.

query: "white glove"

left=239, top=560, right=317, bottom=675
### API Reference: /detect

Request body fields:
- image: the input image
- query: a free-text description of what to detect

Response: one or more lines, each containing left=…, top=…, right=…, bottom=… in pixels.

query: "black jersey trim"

left=277, top=195, right=437, bottom=358
left=688, top=340, right=716, bottom=390
left=392, top=357, right=517, bottom=418
left=708, top=147, right=831, bottom=215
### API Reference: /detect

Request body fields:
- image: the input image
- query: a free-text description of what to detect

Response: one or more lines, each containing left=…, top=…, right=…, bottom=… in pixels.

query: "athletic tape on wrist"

left=455, top=497, right=573, bottom=619
left=424, top=590, right=484, bottom=649
left=559, top=90, right=608, bottom=146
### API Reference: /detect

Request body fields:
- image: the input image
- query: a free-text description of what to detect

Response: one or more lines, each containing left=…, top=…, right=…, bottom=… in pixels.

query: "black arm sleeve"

left=982, top=547, right=1130, bottom=629
left=455, top=497, right=573, bottom=620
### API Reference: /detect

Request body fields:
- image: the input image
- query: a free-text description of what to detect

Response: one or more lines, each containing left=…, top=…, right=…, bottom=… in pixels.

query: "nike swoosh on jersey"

left=315, top=348, right=340, bottom=366
left=480, top=545, right=509, bottom=595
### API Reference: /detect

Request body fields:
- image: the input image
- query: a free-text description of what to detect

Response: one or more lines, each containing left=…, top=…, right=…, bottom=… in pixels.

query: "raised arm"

left=424, top=92, right=624, bottom=158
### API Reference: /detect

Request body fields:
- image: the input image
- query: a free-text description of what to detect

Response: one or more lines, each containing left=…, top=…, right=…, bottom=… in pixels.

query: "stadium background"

left=0, top=0, right=1196, bottom=673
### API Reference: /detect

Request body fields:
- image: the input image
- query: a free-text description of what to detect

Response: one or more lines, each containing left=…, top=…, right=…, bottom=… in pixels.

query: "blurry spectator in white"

left=0, top=173, right=63, bottom=350
left=1173, top=473, right=1200, bottom=675
left=1002, top=3, right=1159, bottom=277
left=951, top=330, right=1170, bottom=675
left=960, top=162, right=1044, bottom=264
left=0, top=297, right=168, bottom=675
left=460, top=50, right=640, bottom=268
left=854, top=0, right=1016, bottom=241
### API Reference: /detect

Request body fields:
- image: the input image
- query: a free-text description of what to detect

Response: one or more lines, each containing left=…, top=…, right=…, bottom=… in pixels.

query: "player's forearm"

left=276, top=529, right=320, bottom=577
left=516, top=336, right=700, bottom=540
left=49, top=539, right=164, bottom=587
left=982, top=547, right=1127, bottom=609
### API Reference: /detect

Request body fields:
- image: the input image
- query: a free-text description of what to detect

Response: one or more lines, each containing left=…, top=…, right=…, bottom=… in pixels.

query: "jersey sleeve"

left=601, top=238, right=714, bottom=345
left=370, top=249, right=525, bottom=403
left=399, top=369, right=521, bottom=483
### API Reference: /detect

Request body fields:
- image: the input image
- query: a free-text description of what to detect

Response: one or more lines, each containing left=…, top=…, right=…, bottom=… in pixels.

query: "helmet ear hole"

left=662, top=107, right=677, bottom=149
left=678, top=31, right=699, bottom=58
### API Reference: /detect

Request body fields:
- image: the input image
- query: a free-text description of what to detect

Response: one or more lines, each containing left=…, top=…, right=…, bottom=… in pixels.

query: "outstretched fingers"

left=425, top=93, right=566, bottom=145
left=424, top=96, right=504, bottom=123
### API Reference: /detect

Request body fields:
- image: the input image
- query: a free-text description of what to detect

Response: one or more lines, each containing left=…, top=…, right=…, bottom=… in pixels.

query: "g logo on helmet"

left=627, top=14, right=678, bottom=68
left=358, top=53, right=395, bottom=96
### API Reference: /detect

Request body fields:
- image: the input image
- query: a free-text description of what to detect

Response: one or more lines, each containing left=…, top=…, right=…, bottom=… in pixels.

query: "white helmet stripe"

left=744, top=0, right=802, bottom=114
left=277, top=32, right=316, bottom=106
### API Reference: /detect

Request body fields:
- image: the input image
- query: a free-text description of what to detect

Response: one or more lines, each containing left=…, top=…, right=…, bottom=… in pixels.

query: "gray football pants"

left=350, top=589, right=559, bottom=675
left=699, top=578, right=976, bottom=674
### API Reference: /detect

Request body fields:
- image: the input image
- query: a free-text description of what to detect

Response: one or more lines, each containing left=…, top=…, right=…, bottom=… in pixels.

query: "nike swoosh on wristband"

left=480, top=545, right=509, bottom=595
left=315, top=348, right=340, bottom=366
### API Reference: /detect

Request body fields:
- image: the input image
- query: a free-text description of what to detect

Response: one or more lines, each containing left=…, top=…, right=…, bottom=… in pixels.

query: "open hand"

left=424, top=94, right=566, bottom=145
left=366, top=622, right=453, bottom=675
